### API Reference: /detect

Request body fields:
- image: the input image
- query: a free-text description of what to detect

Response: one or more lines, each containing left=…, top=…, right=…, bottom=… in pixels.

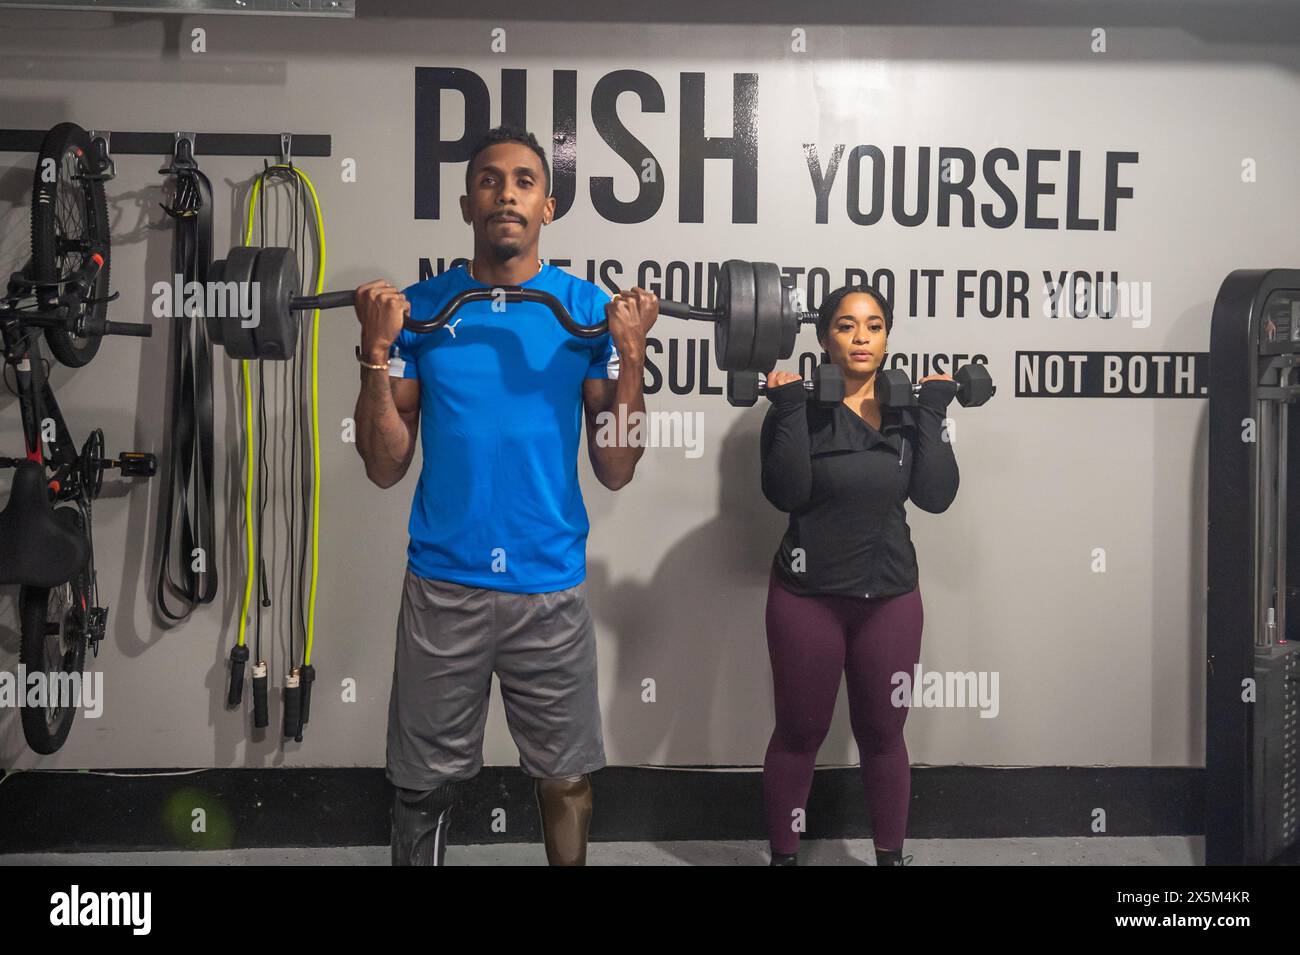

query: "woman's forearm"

left=760, top=385, right=813, bottom=512
left=906, top=403, right=959, bottom=512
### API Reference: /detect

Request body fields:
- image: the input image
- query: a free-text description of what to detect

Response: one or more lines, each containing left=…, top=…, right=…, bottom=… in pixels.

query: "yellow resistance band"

left=234, top=165, right=324, bottom=670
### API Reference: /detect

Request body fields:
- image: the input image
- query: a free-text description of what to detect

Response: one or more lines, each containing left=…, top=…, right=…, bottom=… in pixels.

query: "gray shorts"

left=385, top=569, right=606, bottom=790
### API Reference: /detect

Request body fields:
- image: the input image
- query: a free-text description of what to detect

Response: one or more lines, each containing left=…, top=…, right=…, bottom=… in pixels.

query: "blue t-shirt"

left=388, top=263, right=618, bottom=594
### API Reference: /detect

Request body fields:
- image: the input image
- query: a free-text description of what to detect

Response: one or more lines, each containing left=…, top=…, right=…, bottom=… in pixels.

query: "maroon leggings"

left=762, top=571, right=924, bottom=854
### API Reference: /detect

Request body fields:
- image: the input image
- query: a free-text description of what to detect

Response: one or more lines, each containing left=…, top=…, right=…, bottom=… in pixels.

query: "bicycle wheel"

left=18, top=507, right=91, bottom=755
left=30, top=122, right=110, bottom=368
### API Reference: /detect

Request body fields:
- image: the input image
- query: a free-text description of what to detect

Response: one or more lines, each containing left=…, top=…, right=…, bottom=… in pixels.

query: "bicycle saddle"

left=0, top=460, right=88, bottom=587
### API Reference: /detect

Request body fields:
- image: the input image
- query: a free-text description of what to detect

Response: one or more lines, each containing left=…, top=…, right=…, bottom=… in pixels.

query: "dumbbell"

left=727, top=363, right=845, bottom=407
left=876, top=363, right=996, bottom=409
left=203, top=247, right=818, bottom=371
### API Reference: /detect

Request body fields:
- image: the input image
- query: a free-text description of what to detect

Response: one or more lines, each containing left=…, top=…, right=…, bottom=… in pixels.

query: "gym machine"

left=1207, top=268, right=1300, bottom=865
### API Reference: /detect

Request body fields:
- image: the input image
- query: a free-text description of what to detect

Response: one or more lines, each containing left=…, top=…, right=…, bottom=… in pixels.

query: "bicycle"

left=0, top=122, right=156, bottom=754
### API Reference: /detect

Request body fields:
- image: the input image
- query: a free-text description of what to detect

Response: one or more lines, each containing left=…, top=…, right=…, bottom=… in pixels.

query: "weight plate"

left=778, top=275, right=799, bottom=360
left=253, top=246, right=301, bottom=361
left=714, top=259, right=755, bottom=372
left=750, top=261, right=783, bottom=371
left=220, top=246, right=260, bottom=360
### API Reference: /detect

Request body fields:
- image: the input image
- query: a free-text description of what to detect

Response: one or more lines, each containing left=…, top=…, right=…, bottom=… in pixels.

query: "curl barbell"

left=202, top=248, right=819, bottom=373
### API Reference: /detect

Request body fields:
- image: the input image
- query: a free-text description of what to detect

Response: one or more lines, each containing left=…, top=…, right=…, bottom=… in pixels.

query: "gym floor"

left=1, top=836, right=1197, bottom=865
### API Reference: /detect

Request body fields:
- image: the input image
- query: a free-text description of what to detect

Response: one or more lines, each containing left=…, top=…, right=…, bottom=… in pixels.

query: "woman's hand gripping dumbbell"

left=726, top=364, right=846, bottom=407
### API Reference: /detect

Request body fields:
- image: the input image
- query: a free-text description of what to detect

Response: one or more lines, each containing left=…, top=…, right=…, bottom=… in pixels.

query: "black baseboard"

left=0, top=765, right=1200, bottom=854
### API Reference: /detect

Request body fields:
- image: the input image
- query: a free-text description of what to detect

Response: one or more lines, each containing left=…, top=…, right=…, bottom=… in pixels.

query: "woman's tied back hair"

left=815, top=283, right=894, bottom=343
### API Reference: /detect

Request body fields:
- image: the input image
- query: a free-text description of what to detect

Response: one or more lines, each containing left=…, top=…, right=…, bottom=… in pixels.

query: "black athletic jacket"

left=759, top=377, right=961, bottom=599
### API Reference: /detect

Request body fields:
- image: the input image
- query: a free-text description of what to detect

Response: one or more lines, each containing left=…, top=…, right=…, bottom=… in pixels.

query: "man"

left=353, top=126, right=656, bottom=865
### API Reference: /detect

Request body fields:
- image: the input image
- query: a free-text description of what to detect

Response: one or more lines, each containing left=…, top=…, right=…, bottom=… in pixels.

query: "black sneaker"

left=875, top=848, right=914, bottom=866
left=769, top=850, right=799, bottom=866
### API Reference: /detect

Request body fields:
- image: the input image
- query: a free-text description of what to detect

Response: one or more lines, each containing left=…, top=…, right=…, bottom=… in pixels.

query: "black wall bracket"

left=0, top=129, right=331, bottom=159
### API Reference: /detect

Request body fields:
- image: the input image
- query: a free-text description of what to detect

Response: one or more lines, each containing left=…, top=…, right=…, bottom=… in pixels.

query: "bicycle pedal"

left=116, top=451, right=156, bottom=478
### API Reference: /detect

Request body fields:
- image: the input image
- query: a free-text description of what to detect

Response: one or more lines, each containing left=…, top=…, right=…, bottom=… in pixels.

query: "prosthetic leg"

left=391, top=780, right=463, bottom=866
left=534, top=774, right=593, bottom=866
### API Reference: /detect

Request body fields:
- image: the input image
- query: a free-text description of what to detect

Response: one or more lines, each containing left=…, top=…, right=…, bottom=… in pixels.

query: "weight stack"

left=1251, top=642, right=1299, bottom=861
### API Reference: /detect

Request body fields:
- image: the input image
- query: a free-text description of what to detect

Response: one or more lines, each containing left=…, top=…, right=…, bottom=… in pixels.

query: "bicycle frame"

left=1, top=316, right=87, bottom=503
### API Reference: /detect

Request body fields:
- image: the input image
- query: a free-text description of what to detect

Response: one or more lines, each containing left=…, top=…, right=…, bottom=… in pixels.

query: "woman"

left=759, top=283, right=961, bottom=866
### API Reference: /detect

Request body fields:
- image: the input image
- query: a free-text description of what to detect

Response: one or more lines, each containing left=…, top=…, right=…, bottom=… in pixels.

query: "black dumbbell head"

left=876, top=368, right=916, bottom=408
left=954, top=363, right=995, bottom=407
left=726, top=370, right=761, bottom=407
left=812, top=363, right=845, bottom=403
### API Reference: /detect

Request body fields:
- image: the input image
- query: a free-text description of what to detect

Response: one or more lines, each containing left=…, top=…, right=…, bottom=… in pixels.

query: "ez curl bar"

left=203, top=246, right=817, bottom=372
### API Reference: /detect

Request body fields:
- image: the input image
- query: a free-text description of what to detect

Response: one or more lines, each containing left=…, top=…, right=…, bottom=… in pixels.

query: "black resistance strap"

left=155, top=150, right=218, bottom=620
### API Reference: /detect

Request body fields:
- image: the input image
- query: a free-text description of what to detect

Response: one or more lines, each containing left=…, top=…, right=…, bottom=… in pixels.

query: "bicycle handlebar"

left=99, top=320, right=152, bottom=338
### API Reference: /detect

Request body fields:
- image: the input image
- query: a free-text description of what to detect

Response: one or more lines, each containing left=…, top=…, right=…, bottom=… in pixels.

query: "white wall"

left=2, top=2, right=1297, bottom=771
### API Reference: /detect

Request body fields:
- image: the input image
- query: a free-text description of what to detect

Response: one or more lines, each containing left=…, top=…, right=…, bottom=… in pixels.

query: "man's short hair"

left=465, top=126, right=551, bottom=197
